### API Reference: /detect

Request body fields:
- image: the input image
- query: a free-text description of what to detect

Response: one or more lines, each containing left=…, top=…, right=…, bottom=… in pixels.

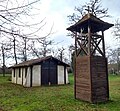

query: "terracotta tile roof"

left=10, top=56, right=70, bottom=68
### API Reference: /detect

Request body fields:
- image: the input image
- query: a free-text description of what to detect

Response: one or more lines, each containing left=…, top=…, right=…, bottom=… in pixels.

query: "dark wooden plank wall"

left=76, top=56, right=91, bottom=102
left=75, top=56, right=109, bottom=103
left=41, top=59, right=57, bottom=85
left=91, top=56, right=109, bottom=103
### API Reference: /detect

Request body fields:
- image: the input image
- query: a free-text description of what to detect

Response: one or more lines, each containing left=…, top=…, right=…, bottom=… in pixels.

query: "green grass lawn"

left=0, top=74, right=120, bottom=111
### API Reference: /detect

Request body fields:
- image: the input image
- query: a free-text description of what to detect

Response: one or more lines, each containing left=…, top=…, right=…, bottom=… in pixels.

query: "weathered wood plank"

left=75, top=56, right=109, bottom=103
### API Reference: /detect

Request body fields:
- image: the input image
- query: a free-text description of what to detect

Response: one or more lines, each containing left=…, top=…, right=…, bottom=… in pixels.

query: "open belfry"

left=67, top=12, right=114, bottom=103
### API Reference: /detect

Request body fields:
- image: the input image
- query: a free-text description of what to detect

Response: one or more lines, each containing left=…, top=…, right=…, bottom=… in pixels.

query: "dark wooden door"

left=41, top=61, right=49, bottom=85
left=41, top=59, right=57, bottom=85
left=49, top=60, right=57, bottom=85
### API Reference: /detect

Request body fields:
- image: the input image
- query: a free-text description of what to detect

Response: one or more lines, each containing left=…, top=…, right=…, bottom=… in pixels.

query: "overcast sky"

left=1, top=0, right=120, bottom=66
left=38, top=0, right=120, bottom=49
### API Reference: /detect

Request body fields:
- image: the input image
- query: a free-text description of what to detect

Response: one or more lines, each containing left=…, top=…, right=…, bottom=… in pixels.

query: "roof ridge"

left=9, top=55, right=69, bottom=68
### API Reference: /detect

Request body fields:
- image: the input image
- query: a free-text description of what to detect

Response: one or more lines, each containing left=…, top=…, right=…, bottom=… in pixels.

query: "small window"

left=19, top=68, right=21, bottom=78
left=13, top=68, right=15, bottom=77
left=25, top=67, right=27, bottom=78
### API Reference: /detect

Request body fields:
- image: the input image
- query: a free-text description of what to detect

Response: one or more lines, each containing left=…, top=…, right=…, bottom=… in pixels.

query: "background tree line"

left=0, top=0, right=70, bottom=76
left=0, top=0, right=120, bottom=76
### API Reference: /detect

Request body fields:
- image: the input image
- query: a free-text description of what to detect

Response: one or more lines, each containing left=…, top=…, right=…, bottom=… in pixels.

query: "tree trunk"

left=13, top=37, right=18, bottom=64
left=1, top=44, right=5, bottom=77
left=24, top=37, right=27, bottom=61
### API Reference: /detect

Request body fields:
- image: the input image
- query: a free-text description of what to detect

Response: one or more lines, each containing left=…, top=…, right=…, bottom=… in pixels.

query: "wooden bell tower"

left=67, top=13, right=113, bottom=103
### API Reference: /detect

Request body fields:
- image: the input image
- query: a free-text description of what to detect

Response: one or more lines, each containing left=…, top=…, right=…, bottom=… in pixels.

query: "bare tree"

left=68, top=0, right=110, bottom=24
left=57, top=47, right=65, bottom=62
left=11, top=29, right=19, bottom=64
left=113, top=19, right=120, bottom=41
left=0, top=42, right=12, bottom=76
left=68, top=44, right=75, bottom=59
left=111, top=19, right=120, bottom=74
left=0, top=0, right=43, bottom=37
left=1, top=44, right=5, bottom=77
left=20, top=37, right=29, bottom=61
left=107, top=48, right=120, bottom=74
left=0, top=0, right=54, bottom=65
left=39, top=38, right=53, bottom=57
left=29, top=37, right=54, bottom=58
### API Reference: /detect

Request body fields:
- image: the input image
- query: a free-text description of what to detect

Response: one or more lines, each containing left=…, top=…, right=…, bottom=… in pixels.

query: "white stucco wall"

left=12, top=64, right=69, bottom=87
left=17, top=68, right=22, bottom=85
left=12, top=66, right=41, bottom=87
left=12, top=68, right=24, bottom=85
left=12, top=69, right=16, bottom=83
left=57, top=65, right=64, bottom=84
left=22, top=68, right=26, bottom=86
left=66, top=69, right=69, bottom=84
left=15, top=68, right=19, bottom=84
left=32, top=65, right=41, bottom=86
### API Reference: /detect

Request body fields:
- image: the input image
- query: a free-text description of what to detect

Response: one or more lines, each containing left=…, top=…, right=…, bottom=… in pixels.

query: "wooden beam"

left=102, top=31, right=105, bottom=57
left=91, top=38, right=102, bottom=55
left=64, top=66, right=66, bottom=84
left=30, top=66, right=33, bottom=87
left=91, top=40, right=104, bottom=56
left=76, top=35, right=88, bottom=56
left=88, top=24, right=91, bottom=56
left=75, top=32, right=77, bottom=57
left=74, top=31, right=77, bottom=99
left=22, top=68, right=23, bottom=85
left=77, top=41, right=88, bottom=56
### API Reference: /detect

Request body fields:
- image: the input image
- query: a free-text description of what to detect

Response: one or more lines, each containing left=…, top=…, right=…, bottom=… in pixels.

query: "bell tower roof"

left=67, top=13, right=114, bottom=33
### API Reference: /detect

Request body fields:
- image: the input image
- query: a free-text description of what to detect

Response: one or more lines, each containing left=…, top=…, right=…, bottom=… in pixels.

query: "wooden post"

left=88, top=24, right=91, bottom=56
left=30, top=66, right=33, bottom=87
left=105, top=58, right=109, bottom=100
left=102, top=31, right=105, bottom=57
left=64, top=66, right=66, bottom=84
left=22, top=68, right=23, bottom=85
left=74, top=31, right=77, bottom=99
left=102, top=31, right=109, bottom=100
left=16, top=68, right=17, bottom=84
